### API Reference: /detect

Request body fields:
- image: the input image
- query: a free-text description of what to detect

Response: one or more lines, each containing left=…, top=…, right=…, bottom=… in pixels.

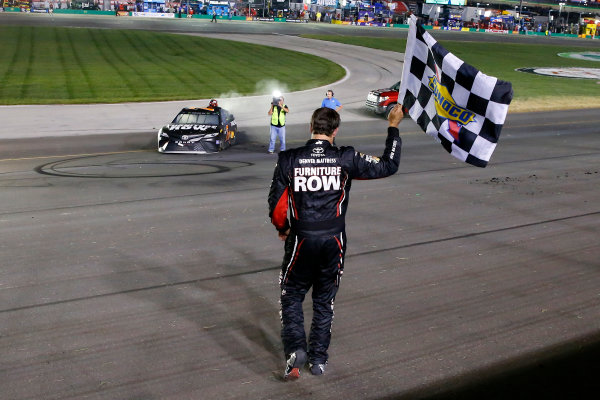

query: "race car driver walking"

left=268, top=105, right=404, bottom=380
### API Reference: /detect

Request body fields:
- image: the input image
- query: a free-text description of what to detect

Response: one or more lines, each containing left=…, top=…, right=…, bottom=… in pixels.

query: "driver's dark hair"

left=311, top=107, right=340, bottom=137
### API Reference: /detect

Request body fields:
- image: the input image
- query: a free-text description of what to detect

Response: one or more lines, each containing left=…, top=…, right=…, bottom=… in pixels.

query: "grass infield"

left=301, top=34, right=600, bottom=112
left=0, top=26, right=345, bottom=105
left=1, top=25, right=598, bottom=112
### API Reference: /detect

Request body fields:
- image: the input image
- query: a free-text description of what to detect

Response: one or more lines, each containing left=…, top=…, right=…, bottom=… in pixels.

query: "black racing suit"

left=268, top=127, right=401, bottom=365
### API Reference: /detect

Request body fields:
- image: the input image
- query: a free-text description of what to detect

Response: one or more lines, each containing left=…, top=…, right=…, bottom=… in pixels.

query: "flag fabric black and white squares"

left=398, top=15, right=513, bottom=167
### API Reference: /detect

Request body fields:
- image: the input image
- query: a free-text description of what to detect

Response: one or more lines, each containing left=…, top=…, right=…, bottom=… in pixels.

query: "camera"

left=271, top=90, right=282, bottom=106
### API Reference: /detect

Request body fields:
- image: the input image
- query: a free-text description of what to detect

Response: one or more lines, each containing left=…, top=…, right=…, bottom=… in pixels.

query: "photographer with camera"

left=267, top=95, right=289, bottom=154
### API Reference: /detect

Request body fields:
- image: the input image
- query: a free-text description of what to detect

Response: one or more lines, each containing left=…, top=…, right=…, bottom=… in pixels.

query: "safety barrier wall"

left=191, top=15, right=249, bottom=20
left=2, top=9, right=597, bottom=38
left=52, top=10, right=116, bottom=15
left=336, top=21, right=591, bottom=38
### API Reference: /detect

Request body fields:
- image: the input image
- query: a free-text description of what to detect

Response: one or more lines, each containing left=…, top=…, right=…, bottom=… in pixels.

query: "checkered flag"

left=398, top=15, right=513, bottom=167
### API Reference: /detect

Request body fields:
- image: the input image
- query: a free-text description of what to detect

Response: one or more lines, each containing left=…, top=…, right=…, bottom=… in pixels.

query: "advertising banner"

left=132, top=11, right=174, bottom=17
left=424, top=0, right=465, bottom=5
left=311, top=0, right=337, bottom=6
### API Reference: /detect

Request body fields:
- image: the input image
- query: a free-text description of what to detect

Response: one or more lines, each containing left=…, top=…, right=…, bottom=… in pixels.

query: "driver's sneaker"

left=309, top=362, right=326, bottom=376
left=283, top=349, right=307, bottom=380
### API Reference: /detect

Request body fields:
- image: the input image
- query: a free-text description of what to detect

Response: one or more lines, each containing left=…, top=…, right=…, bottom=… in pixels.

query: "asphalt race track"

left=1, top=13, right=600, bottom=400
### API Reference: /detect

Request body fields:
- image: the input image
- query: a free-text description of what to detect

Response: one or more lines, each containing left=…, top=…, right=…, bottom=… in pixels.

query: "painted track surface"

left=1, top=13, right=600, bottom=400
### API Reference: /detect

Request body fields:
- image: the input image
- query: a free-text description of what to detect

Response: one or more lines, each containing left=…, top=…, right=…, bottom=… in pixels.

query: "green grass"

left=2, top=25, right=598, bottom=111
left=301, top=34, right=600, bottom=111
left=0, top=26, right=346, bottom=105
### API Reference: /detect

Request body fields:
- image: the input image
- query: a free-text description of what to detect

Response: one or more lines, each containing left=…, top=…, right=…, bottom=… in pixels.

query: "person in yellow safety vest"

left=268, top=96, right=289, bottom=154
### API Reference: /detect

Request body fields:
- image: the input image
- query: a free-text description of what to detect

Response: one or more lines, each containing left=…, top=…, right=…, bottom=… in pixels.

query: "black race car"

left=157, top=106, right=237, bottom=154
